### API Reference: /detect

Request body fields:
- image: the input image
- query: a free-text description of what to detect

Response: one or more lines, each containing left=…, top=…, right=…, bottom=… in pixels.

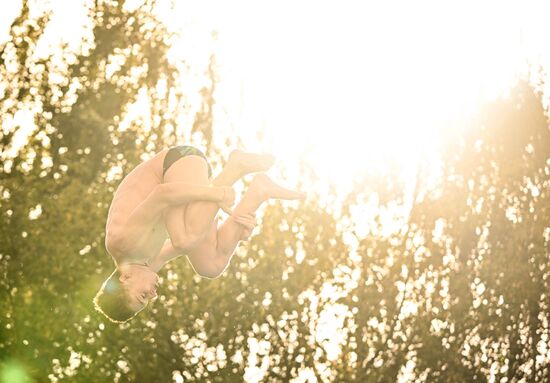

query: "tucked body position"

left=94, top=146, right=305, bottom=322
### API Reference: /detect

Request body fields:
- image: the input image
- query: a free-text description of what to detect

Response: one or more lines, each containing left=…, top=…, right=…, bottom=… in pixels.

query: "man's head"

left=93, top=264, right=159, bottom=323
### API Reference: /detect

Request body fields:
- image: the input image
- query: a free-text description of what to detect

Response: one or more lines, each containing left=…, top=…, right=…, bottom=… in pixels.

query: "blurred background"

left=1, top=0, right=549, bottom=382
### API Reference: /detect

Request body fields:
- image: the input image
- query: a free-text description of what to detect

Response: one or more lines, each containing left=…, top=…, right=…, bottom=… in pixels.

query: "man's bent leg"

left=215, top=174, right=305, bottom=256
left=185, top=174, right=305, bottom=278
left=164, top=150, right=275, bottom=250
left=164, top=155, right=216, bottom=250
left=181, top=150, right=276, bottom=239
left=106, top=182, right=222, bottom=255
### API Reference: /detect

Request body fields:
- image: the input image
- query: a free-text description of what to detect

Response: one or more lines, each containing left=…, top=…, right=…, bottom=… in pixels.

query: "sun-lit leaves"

left=1, top=1, right=549, bottom=383
left=345, top=80, right=550, bottom=382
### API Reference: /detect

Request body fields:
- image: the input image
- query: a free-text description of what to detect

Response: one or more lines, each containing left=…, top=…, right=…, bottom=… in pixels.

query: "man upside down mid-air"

left=94, top=145, right=305, bottom=323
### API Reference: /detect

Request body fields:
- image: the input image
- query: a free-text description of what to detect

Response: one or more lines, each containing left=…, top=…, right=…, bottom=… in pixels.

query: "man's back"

left=105, top=150, right=168, bottom=262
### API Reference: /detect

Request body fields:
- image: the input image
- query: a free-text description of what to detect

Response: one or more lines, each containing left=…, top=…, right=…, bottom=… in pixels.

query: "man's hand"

left=233, top=213, right=256, bottom=240
left=218, top=186, right=236, bottom=215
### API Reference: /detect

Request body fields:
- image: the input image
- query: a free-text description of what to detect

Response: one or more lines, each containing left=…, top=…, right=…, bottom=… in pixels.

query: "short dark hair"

left=93, top=269, right=138, bottom=323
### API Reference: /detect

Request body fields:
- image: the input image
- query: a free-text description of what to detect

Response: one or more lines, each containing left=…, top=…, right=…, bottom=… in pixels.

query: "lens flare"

left=0, top=360, right=31, bottom=383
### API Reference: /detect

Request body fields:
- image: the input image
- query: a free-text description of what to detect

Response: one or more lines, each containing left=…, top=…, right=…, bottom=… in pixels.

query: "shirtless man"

left=94, top=146, right=305, bottom=323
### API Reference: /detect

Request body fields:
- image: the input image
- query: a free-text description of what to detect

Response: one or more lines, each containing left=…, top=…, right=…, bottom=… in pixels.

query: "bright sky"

left=2, top=0, right=550, bottom=190
left=2, top=2, right=549, bottom=381
left=169, top=0, right=550, bottom=187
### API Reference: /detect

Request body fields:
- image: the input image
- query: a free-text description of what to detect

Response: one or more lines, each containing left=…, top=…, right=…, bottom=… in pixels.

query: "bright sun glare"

left=2, top=0, right=550, bottom=191
left=168, top=0, right=550, bottom=190
left=1, top=2, right=549, bottom=382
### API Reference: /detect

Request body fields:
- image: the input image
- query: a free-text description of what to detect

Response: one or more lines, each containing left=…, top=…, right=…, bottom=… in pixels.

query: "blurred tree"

left=1, top=1, right=549, bottom=382
left=0, top=1, right=350, bottom=382
left=342, top=80, right=550, bottom=382
left=0, top=0, right=188, bottom=380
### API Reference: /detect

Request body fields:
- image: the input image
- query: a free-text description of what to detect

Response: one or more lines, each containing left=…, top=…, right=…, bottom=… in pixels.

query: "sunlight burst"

left=171, top=0, right=549, bottom=189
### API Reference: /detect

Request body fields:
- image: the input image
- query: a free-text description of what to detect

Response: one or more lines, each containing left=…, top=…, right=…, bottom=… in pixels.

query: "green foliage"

left=1, top=1, right=549, bottom=382
left=340, top=81, right=550, bottom=382
left=0, top=1, right=350, bottom=381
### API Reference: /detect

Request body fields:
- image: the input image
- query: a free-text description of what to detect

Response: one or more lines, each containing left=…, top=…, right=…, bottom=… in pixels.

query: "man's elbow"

left=195, top=262, right=226, bottom=279
left=198, top=267, right=224, bottom=279
left=198, top=270, right=222, bottom=279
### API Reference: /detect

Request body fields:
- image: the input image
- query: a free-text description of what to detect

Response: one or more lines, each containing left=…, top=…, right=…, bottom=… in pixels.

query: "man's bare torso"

left=105, top=149, right=169, bottom=263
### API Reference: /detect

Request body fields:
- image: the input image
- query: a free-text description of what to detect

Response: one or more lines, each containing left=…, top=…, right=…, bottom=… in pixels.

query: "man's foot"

left=249, top=173, right=306, bottom=201
left=227, top=150, right=276, bottom=177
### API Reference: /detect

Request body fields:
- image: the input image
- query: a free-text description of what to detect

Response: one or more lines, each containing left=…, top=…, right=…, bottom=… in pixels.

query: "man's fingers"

left=235, top=213, right=256, bottom=222
left=221, top=206, right=233, bottom=215
left=235, top=215, right=255, bottom=226
left=236, top=216, right=255, bottom=225
left=234, top=217, right=255, bottom=230
left=236, top=221, right=254, bottom=230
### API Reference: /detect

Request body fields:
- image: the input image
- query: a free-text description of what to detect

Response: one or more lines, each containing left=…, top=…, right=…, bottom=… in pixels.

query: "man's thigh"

left=163, top=154, right=209, bottom=184
left=163, top=155, right=211, bottom=239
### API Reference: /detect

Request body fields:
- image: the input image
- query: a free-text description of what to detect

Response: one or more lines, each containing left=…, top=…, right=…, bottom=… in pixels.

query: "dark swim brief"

left=163, top=145, right=212, bottom=179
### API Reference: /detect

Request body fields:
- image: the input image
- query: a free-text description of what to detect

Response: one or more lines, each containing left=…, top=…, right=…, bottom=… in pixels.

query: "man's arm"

left=147, top=239, right=183, bottom=272
left=146, top=212, right=254, bottom=274
left=106, top=183, right=226, bottom=255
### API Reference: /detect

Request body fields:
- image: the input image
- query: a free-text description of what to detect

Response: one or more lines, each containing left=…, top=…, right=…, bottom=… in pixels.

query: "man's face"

left=119, top=265, right=159, bottom=312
